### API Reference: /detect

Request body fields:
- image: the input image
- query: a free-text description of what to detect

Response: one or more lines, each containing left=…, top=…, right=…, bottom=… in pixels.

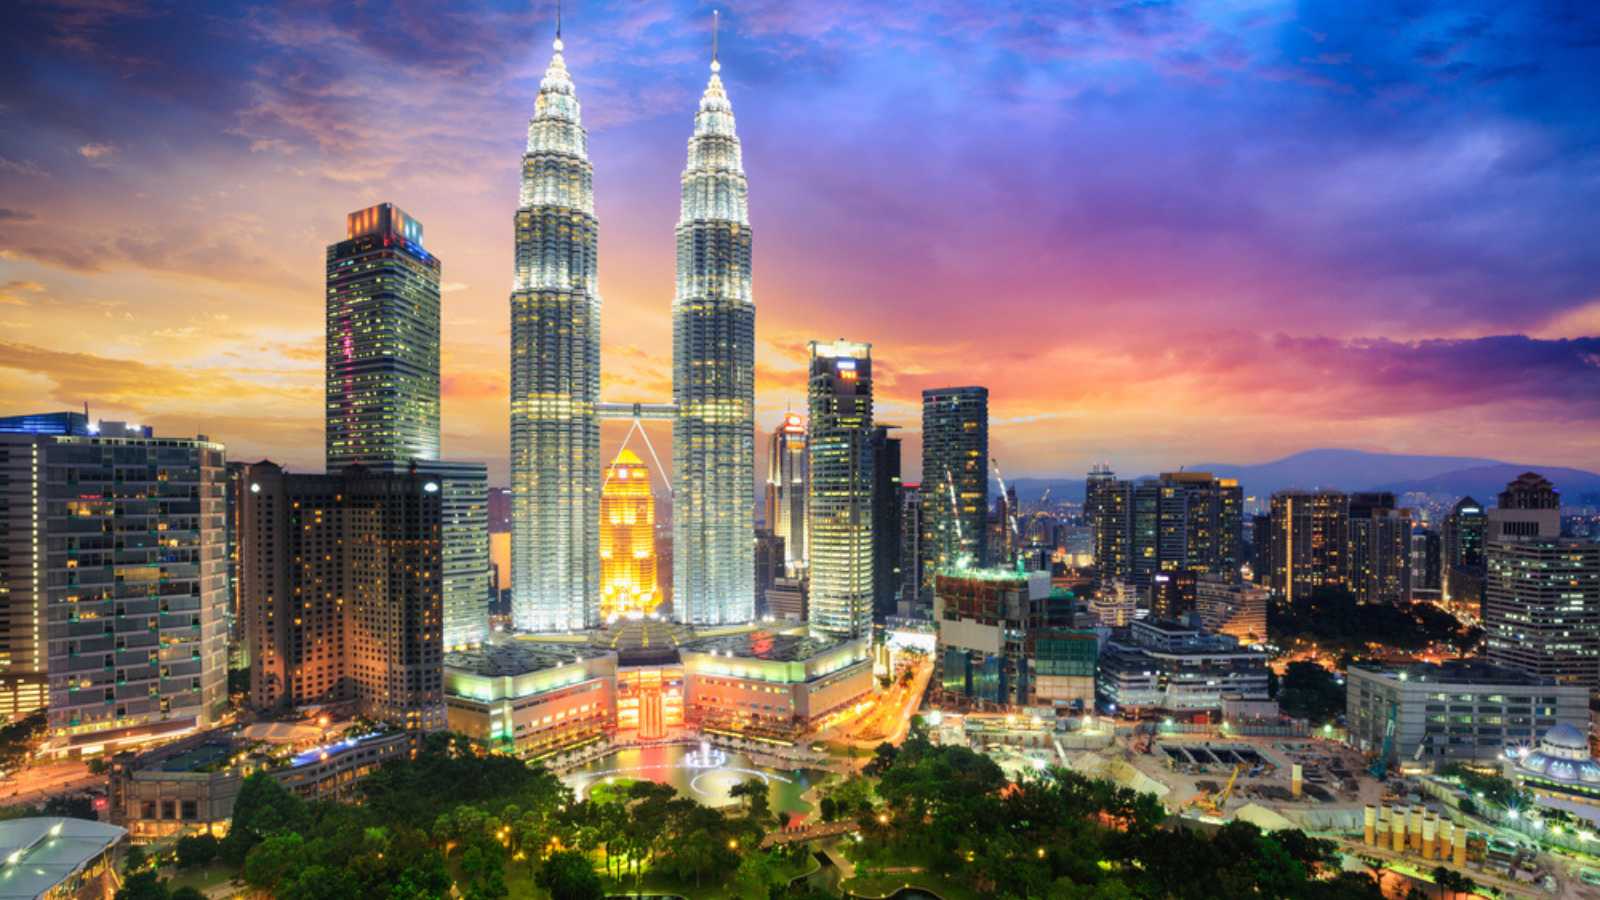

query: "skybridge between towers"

left=596, top=401, right=678, bottom=420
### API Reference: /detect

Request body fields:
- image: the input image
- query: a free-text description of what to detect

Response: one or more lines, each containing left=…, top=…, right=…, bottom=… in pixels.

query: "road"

left=832, top=658, right=933, bottom=750
left=2, top=760, right=101, bottom=806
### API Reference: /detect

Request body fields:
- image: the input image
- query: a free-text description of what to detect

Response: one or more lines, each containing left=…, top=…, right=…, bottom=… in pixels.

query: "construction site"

left=926, top=707, right=1600, bottom=898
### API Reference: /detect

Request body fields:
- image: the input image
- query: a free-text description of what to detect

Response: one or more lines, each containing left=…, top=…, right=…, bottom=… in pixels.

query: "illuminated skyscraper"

left=1086, top=464, right=1131, bottom=580
left=600, top=450, right=661, bottom=621
left=920, top=386, right=988, bottom=581
left=807, top=340, right=874, bottom=639
left=326, top=203, right=440, bottom=470
left=869, top=425, right=902, bottom=623
left=1348, top=492, right=1412, bottom=604
left=673, top=35, right=755, bottom=626
left=765, top=412, right=808, bottom=574
left=1442, top=495, right=1488, bottom=608
left=510, top=31, right=601, bottom=632
left=325, top=206, right=487, bottom=649
left=239, top=462, right=445, bottom=731
left=1268, top=489, right=1349, bottom=604
left=1484, top=473, right=1600, bottom=687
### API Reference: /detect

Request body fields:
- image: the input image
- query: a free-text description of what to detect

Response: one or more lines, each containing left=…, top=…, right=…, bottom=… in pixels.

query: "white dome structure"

left=1517, top=724, right=1600, bottom=787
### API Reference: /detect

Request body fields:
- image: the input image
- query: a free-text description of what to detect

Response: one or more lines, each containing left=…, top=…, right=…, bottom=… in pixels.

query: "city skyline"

left=4, top=2, right=1600, bottom=485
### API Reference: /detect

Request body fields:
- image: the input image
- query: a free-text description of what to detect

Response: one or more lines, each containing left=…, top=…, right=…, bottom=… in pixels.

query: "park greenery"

left=188, top=732, right=807, bottom=899
left=846, top=736, right=1386, bottom=899
left=1438, top=763, right=1529, bottom=810
left=0, top=710, right=46, bottom=775
left=1270, top=585, right=1482, bottom=658
left=1275, top=660, right=1347, bottom=724
left=98, top=729, right=1457, bottom=898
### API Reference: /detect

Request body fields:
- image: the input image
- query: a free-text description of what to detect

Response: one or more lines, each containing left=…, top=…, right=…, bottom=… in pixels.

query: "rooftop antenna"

left=711, top=9, right=720, bottom=72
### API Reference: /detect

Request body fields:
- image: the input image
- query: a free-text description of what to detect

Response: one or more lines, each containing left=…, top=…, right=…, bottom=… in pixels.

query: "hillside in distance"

left=1007, top=449, right=1600, bottom=505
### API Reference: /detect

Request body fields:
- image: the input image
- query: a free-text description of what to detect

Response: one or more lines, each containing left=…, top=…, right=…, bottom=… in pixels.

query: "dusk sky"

left=3, top=0, right=1600, bottom=485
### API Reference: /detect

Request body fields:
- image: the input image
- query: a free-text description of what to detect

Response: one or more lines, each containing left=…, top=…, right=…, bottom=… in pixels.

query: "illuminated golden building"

left=600, top=450, right=661, bottom=620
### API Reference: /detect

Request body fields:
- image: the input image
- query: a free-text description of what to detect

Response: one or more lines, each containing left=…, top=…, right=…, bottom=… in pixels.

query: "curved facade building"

left=510, top=36, right=601, bottom=632
left=672, top=53, right=756, bottom=625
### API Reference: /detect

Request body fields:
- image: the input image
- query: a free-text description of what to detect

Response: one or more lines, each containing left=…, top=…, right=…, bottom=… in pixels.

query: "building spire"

left=554, top=0, right=563, bottom=51
left=711, top=9, right=720, bottom=72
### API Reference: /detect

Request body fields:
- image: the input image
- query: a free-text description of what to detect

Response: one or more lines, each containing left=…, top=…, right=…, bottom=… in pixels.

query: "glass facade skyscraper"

left=807, top=340, right=874, bottom=639
left=510, top=36, right=601, bottom=632
left=673, top=50, right=755, bottom=626
left=920, top=386, right=988, bottom=582
left=326, top=205, right=487, bottom=650
left=325, top=203, right=440, bottom=470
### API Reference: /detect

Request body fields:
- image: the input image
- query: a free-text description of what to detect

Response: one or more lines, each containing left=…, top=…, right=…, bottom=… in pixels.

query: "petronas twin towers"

left=510, top=23, right=755, bottom=632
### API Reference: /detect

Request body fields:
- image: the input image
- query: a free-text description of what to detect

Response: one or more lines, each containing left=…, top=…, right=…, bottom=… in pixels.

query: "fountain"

left=683, top=738, right=728, bottom=769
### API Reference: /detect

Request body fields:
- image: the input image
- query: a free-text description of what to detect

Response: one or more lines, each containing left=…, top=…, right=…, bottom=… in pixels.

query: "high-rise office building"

left=425, top=461, right=490, bottom=649
left=325, top=203, right=440, bottom=470
left=238, top=462, right=445, bottom=731
left=1484, top=474, right=1600, bottom=688
left=599, top=450, right=661, bottom=621
left=992, top=485, right=1020, bottom=567
left=807, top=340, right=874, bottom=639
left=2, top=421, right=229, bottom=754
left=1141, top=472, right=1242, bottom=583
left=1269, top=489, right=1349, bottom=603
left=1086, top=464, right=1131, bottom=580
left=898, top=483, right=926, bottom=618
left=1411, top=528, right=1442, bottom=593
left=1347, top=492, right=1412, bottom=604
left=510, top=34, right=602, bottom=633
left=920, top=387, right=988, bottom=581
left=325, top=206, right=486, bottom=648
left=753, top=529, right=784, bottom=616
left=765, top=412, right=808, bottom=575
left=1489, top=473, right=1561, bottom=540
left=1249, top=513, right=1273, bottom=583
left=869, top=425, right=902, bottom=623
left=1098, top=470, right=1241, bottom=593
left=1442, top=496, right=1487, bottom=607
left=673, top=45, right=756, bottom=627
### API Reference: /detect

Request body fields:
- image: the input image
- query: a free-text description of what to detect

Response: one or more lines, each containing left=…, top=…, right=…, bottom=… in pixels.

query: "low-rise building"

left=1029, top=630, right=1099, bottom=710
left=766, top=576, right=807, bottom=622
left=1090, top=580, right=1138, bottom=628
left=1346, top=660, right=1589, bottom=768
left=108, top=727, right=409, bottom=840
left=680, top=631, right=872, bottom=742
left=0, top=817, right=125, bottom=900
left=1195, top=578, right=1268, bottom=645
left=1096, top=619, right=1269, bottom=713
left=444, top=644, right=616, bottom=758
left=1507, top=724, right=1600, bottom=813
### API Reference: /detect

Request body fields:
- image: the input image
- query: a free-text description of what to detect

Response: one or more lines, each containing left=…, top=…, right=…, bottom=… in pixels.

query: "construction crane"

left=990, top=457, right=1023, bottom=564
left=1369, top=700, right=1398, bottom=779
left=1181, top=763, right=1246, bottom=817
left=943, top=466, right=968, bottom=567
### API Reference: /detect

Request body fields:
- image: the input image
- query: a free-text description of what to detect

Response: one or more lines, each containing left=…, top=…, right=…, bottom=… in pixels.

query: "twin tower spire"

left=510, top=13, right=755, bottom=633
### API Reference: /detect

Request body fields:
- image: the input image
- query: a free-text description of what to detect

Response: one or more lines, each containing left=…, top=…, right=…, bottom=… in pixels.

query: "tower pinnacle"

left=554, top=0, right=563, bottom=51
left=711, top=9, right=720, bottom=72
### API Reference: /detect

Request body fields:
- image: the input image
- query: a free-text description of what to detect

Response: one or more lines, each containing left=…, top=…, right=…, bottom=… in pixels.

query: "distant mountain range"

left=1004, top=449, right=1600, bottom=505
